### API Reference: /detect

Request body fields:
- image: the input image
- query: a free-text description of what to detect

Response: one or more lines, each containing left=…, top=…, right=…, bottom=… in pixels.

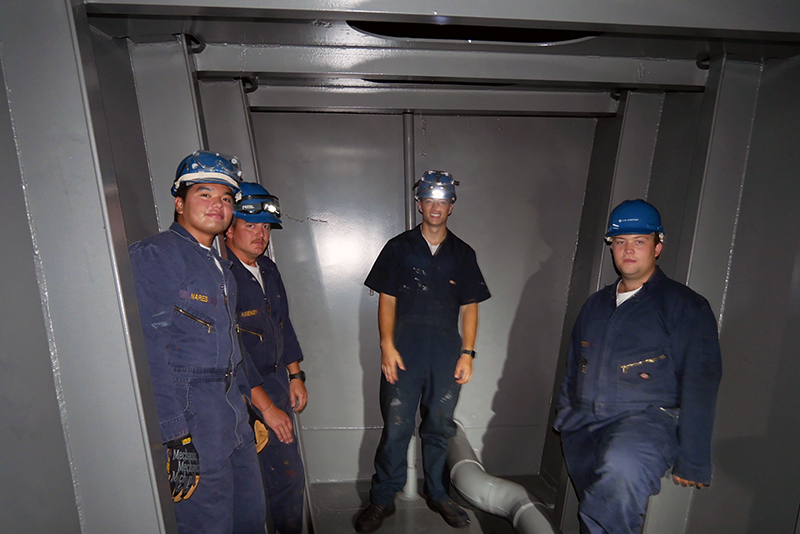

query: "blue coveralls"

left=130, top=223, right=266, bottom=534
left=364, top=225, right=490, bottom=505
left=555, top=267, right=722, bottom=534
left=228, top=249, right=306, bottom=534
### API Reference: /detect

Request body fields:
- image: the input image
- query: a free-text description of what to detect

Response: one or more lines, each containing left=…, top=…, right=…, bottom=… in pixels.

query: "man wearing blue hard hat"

left=129, top=151, right=267, bottom=533
left=225, top=182, right=308, bottom=534
left=356, top=171, right=491, bottom=533
left=555, top=199, right=722, bottom=534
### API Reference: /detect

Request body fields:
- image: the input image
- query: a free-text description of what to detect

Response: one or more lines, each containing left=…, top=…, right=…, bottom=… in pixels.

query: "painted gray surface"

left=250, top=111, right=594, bottom=483
left=90, top=30, right=160, bottom=244
left=130, top=36, right=205, bottom=231
left=411, top=115, right=593, bottom=477
left=251, top=112, right=406, bottom=483
left=198, top=79, right=261, bottom=182
left=85, top=0, right=800, bottom=38
left=248, top=86, right=619, bottom=117
left=0, top=0, right=168, bottom=532
left=683, top=54, right=800, bottom=534
left=598, top=91, right=665, bottom=288
left=196, top=43, right=707, bottom=90
left=646, top=92, right=705, bottom=280
left=0, top=40, right=82, bottom=534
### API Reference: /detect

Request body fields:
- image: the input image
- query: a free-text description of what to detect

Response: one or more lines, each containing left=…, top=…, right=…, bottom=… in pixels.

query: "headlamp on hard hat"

left=238, top=195, right=281, bottom=218
left=414, top=170, right=459, bottom=203
left=233, top=182, right=282, bottom=225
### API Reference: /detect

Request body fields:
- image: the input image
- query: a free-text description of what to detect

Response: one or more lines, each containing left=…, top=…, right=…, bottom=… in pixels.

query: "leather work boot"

left=426, top=498, right=471, bottom=528
left=354, top=502, right=396, bottom=533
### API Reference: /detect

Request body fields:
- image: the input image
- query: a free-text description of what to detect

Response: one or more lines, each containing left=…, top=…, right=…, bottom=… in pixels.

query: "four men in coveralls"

left=555, top=199, right=722, bottom=534
left=355, top=171, right=491, bottom=533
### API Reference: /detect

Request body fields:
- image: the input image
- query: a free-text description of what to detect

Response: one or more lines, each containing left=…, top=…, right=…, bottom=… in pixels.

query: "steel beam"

left=248, top=85, right=618, bottom=116
left=85, top=0, right=800, bottom=40
left=130, top=35, right=205, bottom=230
left=598, top=91, right=665, bottom=287
left=196, top=44, right=708, bottom=90
left=198, top=79, right=261, bottom=182
left=0, top=0, right=170, bottom=532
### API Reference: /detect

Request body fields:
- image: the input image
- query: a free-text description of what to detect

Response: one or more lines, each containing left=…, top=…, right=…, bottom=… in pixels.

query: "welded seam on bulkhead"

left=0, top=44, right=87, bottom=531
left=718, top=61, right=762, bottom=330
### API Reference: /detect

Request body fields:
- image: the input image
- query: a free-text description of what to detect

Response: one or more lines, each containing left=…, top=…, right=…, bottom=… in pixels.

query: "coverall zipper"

left=174, top=306, right=213, bottom=333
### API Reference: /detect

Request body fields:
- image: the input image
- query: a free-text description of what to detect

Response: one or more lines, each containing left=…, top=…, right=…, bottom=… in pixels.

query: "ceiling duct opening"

left=348, top=20, right=599, bottom=45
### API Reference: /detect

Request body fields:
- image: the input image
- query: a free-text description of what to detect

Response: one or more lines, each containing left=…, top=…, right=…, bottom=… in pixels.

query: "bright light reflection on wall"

left=310, top=221, right=377, bottom=289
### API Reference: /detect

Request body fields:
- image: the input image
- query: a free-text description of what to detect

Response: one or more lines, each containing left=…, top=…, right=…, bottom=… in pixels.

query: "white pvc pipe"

left=399, top=435, right=419, bottom=500
left=447, top=424, right=562, bottom=534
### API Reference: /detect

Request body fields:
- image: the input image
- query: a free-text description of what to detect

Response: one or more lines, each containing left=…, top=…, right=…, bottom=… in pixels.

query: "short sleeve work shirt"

left=365, top=226, right=490, bottom=331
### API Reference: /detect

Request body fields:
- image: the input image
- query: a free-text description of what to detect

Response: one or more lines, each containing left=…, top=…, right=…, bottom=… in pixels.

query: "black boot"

left=426, top=498, right=470, bottom=528
left=354, top=503, right=396, bottom=533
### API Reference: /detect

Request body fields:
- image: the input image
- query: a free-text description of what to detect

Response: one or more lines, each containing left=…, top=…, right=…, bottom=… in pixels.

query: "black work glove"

left=166, top=435, right=200, bottom=502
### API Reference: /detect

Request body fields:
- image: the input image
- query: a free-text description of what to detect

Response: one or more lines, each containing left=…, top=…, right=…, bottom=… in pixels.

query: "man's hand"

left=251, top=386, right=294, bottom=444
left=166, top=435, right=200, bottom=502
left=454, top=354, right=473, bottom=384
left=262, top=404, right=295, bottom=444
left=672, top=475, right=706, bottom=489
left=381, top=345, right=406, bottom=384
left=289, top=378, right=308, bottom=413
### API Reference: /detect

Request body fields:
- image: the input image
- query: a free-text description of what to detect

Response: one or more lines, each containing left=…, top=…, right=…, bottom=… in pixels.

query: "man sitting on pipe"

left=555, top=199, right=722, bottom=534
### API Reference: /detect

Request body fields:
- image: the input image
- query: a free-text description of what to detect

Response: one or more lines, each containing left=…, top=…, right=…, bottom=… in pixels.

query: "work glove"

left=166, top=435, right=200, bottom=502
left=248, top=405, right=270, bottom=453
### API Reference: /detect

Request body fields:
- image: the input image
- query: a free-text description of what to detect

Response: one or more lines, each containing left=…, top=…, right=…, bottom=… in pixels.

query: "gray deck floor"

left=307, top=477, right=555, bottom=534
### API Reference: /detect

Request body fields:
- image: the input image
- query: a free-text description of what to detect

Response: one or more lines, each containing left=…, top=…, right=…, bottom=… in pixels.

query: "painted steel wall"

left=0, top=49, right=83, bottom=534
left=686, top=55, right=800, bottom=533
left=251, top=112, right=595, bottom=483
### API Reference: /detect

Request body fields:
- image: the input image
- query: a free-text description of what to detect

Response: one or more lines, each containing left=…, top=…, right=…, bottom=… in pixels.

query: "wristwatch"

left=460, top=349, right=476, bottom=358
left=288, top=370, right=306, bottom=382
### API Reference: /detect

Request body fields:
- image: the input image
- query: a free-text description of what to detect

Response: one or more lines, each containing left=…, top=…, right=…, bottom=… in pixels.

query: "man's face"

left=225, top=219, right=271, bottom=264
left=418, top=198, right=454, bottom=228
left=175, top=183, right=234, bottom=245
left=610, top=233, right=662, bottom=282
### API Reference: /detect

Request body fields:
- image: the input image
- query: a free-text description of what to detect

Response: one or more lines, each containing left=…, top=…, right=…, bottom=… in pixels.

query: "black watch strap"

left=288, top=370, right=306, bottom=382
left=461, top=349, right=476, bottom=358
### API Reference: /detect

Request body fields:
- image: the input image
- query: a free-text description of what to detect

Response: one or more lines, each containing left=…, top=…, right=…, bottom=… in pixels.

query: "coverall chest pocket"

left=618, top=352, right=671, bottom=392
left=174, top=303, right=216, bottom=334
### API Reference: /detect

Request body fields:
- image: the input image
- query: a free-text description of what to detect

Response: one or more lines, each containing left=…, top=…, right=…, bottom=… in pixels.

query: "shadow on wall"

left=481, top=178, right=583, bottom=478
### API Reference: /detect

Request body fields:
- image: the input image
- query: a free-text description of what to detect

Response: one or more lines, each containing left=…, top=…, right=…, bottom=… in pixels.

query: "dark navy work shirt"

left=365, top=225, right=490, bottom=332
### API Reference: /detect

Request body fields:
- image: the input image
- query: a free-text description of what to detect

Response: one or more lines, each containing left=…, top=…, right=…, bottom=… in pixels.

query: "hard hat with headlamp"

left=414, top=170, right=459, bottom=203
left=172, top=150, right=244, bottom=196
left=234, top=182, right=282, bottom=227
left=604, top=199, right=665, bottom=243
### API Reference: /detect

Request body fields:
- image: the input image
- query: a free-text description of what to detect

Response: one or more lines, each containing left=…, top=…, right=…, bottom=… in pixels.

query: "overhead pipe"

left=447, top=423, right=562, bottom=534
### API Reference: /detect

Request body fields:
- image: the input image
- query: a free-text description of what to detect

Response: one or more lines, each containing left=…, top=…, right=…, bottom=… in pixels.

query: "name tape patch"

left=179, top=289, right=218, bottom=306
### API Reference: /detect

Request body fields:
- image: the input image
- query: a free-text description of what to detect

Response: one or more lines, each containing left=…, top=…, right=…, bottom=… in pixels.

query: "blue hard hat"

left=414, top=170, right=459, bottom=203
left=605, top=199, right=665, bottom=242
left=172, top=150, right=243, bottom=196
left=234, top=182, right=282, bottom=226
